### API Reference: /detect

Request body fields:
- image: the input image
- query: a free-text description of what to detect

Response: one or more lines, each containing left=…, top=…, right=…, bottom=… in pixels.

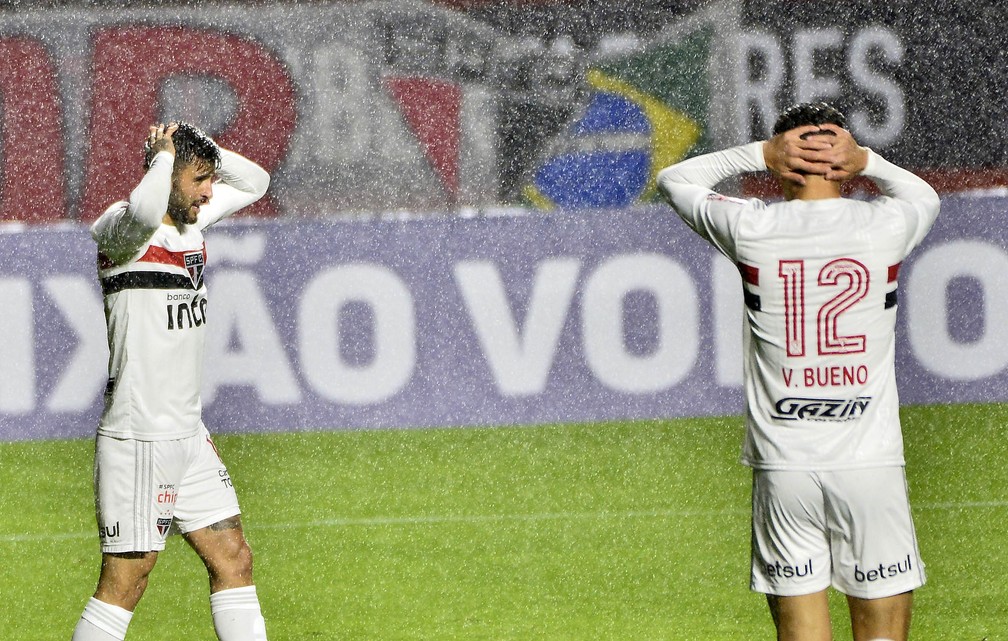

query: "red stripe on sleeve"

left=888, top=263, right=901, bottom=283
left=738, top=263, right=759, bottom=286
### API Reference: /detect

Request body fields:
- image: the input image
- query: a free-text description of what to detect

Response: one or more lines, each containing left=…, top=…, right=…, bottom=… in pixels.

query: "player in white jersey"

left=72, top=122, right=271, bottom=641
left=657, top=103, right=940, bottom=641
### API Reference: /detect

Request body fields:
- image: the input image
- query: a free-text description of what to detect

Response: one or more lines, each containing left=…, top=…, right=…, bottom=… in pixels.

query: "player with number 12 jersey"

left=658, top=139, right=938, bottom=472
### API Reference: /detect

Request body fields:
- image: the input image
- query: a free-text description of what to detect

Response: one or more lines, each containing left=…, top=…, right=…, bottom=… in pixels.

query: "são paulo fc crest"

left=184, top=250, right=205, bottom=288
left=156, top=516, right=173, bottom=537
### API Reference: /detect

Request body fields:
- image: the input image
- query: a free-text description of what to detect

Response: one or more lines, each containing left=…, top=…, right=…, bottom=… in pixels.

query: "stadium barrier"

left=1, top=196, right=1006, bottom=440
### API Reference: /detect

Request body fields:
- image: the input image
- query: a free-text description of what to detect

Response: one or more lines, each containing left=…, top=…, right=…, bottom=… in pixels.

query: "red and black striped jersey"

left=91, top=149, right=269, bottom=441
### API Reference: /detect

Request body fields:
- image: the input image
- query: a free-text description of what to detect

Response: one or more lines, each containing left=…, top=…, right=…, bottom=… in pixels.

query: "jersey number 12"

left=778, top=258, right=869, bottom=358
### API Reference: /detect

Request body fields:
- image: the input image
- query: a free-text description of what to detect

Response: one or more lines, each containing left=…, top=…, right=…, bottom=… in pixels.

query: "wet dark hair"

left=772, top=102, right=847, bottom=136
left=143, top=120, right=221, bottom=171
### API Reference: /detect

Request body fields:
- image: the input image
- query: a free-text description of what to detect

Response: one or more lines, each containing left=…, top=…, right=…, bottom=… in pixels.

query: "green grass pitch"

left=1, top=403, right=1005, bottom=640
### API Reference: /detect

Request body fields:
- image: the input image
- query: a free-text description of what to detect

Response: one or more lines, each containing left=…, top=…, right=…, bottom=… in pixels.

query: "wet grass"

left=0, top=403, right=1005, bottom=640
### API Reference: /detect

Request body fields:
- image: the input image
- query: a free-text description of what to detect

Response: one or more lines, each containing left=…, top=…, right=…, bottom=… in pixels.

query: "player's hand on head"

left=764, top=125, right=833, bottom=185
left=815, top=124, right=869, bottom=182
left=146, top=122, right=178, bottom=157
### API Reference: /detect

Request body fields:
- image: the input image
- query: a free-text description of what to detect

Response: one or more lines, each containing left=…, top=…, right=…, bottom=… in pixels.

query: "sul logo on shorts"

left=765, top=559, right=813, bottom=579
left=99, top=521, right=120, bottom=539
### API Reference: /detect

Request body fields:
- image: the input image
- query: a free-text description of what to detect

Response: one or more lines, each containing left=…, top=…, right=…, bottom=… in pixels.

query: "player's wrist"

left=860, top=147, right=877, bottom=175
left=759, top=140, right=777, bottom=173
left=855, top=146, right=870, bottom=174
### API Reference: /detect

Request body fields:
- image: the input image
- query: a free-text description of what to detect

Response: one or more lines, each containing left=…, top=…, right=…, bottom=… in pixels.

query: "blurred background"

left=0, top=0, right=1004, bottom=223
left=1, top=0, right=1006, bottom=440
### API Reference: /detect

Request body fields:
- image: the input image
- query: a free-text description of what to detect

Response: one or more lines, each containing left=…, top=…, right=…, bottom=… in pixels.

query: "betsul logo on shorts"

left=854, top=554, right=914, bottom=582
left=765, top=558, right=813, bottom=579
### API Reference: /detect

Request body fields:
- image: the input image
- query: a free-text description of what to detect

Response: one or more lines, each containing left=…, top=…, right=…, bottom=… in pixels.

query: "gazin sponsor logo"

left=772, top=396, right=871, bottom=421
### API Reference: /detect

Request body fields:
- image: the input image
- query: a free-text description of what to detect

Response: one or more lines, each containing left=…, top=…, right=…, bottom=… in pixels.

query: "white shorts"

left=750, top=467, right=925, bottom=599
left=94, top=426, right=241, bottom=553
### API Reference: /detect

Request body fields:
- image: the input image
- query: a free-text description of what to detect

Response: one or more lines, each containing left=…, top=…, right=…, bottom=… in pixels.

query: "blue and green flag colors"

left=525, top=27, right=714, bottom=209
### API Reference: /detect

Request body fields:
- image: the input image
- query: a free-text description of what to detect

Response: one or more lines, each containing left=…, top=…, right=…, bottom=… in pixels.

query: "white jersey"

left=658, top=142, right=940, bottom=470
left=91, top=149, right=269, bottom=441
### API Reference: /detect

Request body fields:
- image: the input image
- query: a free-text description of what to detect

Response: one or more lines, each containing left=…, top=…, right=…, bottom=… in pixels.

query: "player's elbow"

left=915, top=175, right=940, bottom=208
left=656, top=165, right=692, bottom=205
left=255, top=167, right=271, bottom=194
left=656, top=167, right=678, bottom=200
left=918, top=187, right=940, bottom=219
left=656, top=165, right=682, bottom=188
left=247, top=169, right=271, bottom=202
left=926, top=190, right=940, bottom=211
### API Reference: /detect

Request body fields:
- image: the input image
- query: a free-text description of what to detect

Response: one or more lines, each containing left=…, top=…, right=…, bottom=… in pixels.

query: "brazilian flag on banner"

left=524, top=26, right=714, bottom=209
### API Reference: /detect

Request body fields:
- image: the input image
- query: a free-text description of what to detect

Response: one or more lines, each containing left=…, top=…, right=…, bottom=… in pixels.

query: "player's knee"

left=233, top=539, right=254, bottom=577
left=212, top=538, right=254, bottom=583
left=132, top=573, right=152, bottom=598
left=96, top=552, right=157, bottom=606
left=116, top=573, right=151, bottom=595
left=95, top=571, right=152, bottom=609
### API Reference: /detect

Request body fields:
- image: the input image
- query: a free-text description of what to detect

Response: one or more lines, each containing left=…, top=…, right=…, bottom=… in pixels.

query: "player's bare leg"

left=71, top=552, right=158, bottom=640
left=767, top=591, right=832, bottom=641
left=184, top=515, right=268, bottom=641
left=93, top=551, right=159, bottom=610
left=184, top=515, right=254, bottom=591
left=847, top=591, right=912, bottom=641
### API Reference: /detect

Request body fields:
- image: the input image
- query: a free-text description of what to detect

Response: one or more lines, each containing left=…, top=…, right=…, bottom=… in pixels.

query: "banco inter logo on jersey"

left=184, top=250, right=205, bottom=288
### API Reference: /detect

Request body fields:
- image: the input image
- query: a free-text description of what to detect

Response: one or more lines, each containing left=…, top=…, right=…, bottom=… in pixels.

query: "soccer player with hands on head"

left=72, top=121, right=271, bottom=641
left=657, top=102, right=940, bottom=641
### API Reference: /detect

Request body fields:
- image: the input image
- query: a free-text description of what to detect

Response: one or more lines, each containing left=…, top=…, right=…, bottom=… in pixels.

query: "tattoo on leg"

left=208, top=516, right=242, bottom=532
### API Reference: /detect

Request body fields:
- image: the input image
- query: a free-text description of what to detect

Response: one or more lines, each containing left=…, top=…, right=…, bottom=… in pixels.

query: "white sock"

left=71, top=598, right=133, bottom=640
left=210, top=585, right=268, bottom=641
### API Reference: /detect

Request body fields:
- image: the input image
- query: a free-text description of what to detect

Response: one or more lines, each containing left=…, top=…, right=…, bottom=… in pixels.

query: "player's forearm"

left=192, top=149, right=270, bottom=229
left=217, top=149, right=270, bottom=199
left=657, top=142, right=766, bottom=193
left=125, top=151, right=174, bottom=229
left=657, top=142, right=764, bottom=217
left=862, top=150, right=940, bottom=213
left=91, top=151, right=173, bottom=259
